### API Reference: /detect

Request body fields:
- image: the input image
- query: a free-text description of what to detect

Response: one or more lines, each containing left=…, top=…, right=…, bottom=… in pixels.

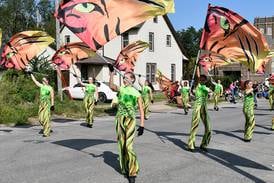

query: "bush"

left=0, top=70, right=40, bottom=125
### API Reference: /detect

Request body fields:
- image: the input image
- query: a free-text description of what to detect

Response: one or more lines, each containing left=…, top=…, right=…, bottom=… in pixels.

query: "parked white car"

left=64, top=81, right=117, bottom=103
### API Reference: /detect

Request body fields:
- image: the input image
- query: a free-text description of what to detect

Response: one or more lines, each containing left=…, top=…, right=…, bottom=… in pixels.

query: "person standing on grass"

left=188, top=73, right=212, bottom=152
left=30, top=73, right=54, bottom=137
left=138, top=75, right=154, bottom=120
left=180, top=80, right=190, bottom=115
left=79, top=77, right=98, bottom=128
left=109, top=64, right=144, bottom=183
left=211, top=79, right=223, bottom=111
left=242, top=80, right=255, bottom=142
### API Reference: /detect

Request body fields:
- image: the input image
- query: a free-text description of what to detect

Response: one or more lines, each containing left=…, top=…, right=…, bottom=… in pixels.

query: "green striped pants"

left=188, top=103, right=211, bottom=150
left=182, top=94, right=189, bottom=113
left=142, top=97, right=150, bottom=119
left=269, top=90, right=274, bottom=110
left=115, top=115, right=139, bottom=176
left=214, top=93, right=220, bottom=108
left=84, top=94, right=95, bottom=125
left=38, top=100, right=51, bottom=137
left=243, top=104, right=255, bottom=140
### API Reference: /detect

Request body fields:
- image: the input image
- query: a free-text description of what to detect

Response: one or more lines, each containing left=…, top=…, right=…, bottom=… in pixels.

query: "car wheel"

left=98, top=92, right=107, bottom=103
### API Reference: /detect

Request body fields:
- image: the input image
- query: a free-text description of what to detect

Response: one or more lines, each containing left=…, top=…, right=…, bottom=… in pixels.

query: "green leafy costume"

left=141, top=85, right=152, bottom=119
left=243, top=91, right=255, bottom=140
left=116, top=86, right=141, bottom=176
left=84, top=83, right=96, bottom=126
left=188, top=84, right=211, bottom=150
left=38, top=85, right=53, bottom=137
left=180, top=86, right=190, bottom=114
left=213, top=83, right=223, bottom=109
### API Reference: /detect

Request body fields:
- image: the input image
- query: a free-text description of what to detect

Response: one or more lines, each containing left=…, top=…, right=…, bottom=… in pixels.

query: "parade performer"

left=109, top=64, right=144, bottom=183
left=79, top=77, right=98, bottom=128
left=243, top=80, right=255, bottom=142
left=30, top=74, right=54, bottom=137
left=188, top=75, right=212, bottom=152
left=211, top=79, right=223, bottom=111
left=269, top=82, right=273, bottom=110
left=180, top=80, right=190, bottom=115
left=138, top=76, right=154, bottom=120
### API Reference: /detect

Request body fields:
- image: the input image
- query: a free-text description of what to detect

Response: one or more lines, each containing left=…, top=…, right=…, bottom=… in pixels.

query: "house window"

left=259, top=28, right=265, bottom=34
left=146, top=63, right=157, bottom=83
left=166, top=35, right=171, bottom=47
left=153, top=16, right=158, bottom=23
left=122, top=33, right=129, bottom=47
left=149, top=32, right=154, bottom=52
left=65, top=35, right=70, bottom=44
left=267, top=27, right=272, bottom=35
left=171, top=64, right=176, bottom=82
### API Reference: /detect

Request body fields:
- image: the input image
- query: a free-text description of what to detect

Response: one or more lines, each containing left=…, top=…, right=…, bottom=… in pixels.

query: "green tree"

left=176, top=27, right=202, bottom=79
left=36, top=0, right=56, bottom=38
left=0, top=0, right=37, bottom=42
left=0, top=0, right=56, bottom=45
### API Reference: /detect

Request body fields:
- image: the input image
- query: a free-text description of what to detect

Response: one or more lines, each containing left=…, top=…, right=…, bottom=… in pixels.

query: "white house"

left=60, top=15, right=188, bottom=89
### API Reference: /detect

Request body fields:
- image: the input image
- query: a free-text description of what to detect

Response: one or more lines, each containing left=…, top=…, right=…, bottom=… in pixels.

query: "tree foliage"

left=0, top=0, right=55, bottom=45
left=176, top=26, right=202, bottom=79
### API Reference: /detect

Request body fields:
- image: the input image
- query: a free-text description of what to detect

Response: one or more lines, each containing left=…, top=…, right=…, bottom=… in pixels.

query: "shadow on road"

left=52, top=139, right=120, bottom=174
left=203, top=148, right=272, bottom=183
left=90, top=151, right=121, bottom=174
left=231, top=129, right=272, bottom=135
left=0, top=129, right=13, bottom=133
left=254, top=113, right=272, bottom=116
left=146, top=128, right=271, bottom=183
left=52, top=139, right=116, bottom=151
left=255, top=124, right=273, bottom=131
left=52, top=118, right=78, bottom=123
left=213, top=130, right=243, bottom=141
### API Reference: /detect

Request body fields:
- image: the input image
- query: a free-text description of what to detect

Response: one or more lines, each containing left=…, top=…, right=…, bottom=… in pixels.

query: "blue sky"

left=168, top=0, right=274, bottom=31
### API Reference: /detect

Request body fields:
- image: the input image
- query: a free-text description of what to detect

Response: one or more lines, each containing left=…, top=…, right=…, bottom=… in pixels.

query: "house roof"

left=75, top=54, right=115, bottom=65
left=163, top=15, right=188, bottom=60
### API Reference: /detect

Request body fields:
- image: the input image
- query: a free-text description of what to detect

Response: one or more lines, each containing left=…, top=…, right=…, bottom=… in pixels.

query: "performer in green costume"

left=138, top=76, right=154, bottom=120
left=180, top=80, right=190, bottom=115
left=243, top=80, right=255, bottom=142
left=80, top=77, right=98, bottom=128
left=31, top=74, right=54, bottom=137
left=211, top=79, right=223, bottom=111
left=188, top=75, right=212, bottom=152
left=269, top=84, right=274, bottom=110
left=109, top=65, right=144, bottom=183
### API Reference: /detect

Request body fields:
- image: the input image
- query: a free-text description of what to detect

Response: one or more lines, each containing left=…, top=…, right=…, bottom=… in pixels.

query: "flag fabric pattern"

left=55, top=0, right=174, bottom=51
left=200, top=4, right=272, bottom=72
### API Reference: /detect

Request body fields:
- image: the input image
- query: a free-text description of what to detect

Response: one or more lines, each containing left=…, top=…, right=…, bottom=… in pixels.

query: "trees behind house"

left=176, top=26, right=202, bottom=79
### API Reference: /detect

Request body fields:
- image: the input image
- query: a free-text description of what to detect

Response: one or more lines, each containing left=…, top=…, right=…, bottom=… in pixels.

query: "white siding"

left=60, top=27, right=81, bottom=46
left=104, top=16, right=184, bottom=89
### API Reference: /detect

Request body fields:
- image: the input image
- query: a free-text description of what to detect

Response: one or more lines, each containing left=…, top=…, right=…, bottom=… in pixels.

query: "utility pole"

left=55, top=0, right=63, bottom=100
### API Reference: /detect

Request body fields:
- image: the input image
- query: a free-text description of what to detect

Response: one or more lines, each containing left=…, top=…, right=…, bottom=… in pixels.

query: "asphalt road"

left=0, top=99, right=273, bottom=183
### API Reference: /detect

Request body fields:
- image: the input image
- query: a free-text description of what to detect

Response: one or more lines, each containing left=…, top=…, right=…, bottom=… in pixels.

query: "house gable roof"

left=163, top=15, right=188, bottom=60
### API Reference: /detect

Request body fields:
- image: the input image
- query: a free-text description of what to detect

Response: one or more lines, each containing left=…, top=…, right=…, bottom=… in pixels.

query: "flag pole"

left=190, top=3, right=211, bottom=90
left=55, top=0, right=63, bottom=101
left=190, top=49, right=201, bottom=89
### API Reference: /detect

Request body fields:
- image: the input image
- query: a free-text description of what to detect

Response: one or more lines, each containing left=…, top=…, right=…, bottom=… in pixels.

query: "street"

left=0, top=99, right=273, bottom=183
